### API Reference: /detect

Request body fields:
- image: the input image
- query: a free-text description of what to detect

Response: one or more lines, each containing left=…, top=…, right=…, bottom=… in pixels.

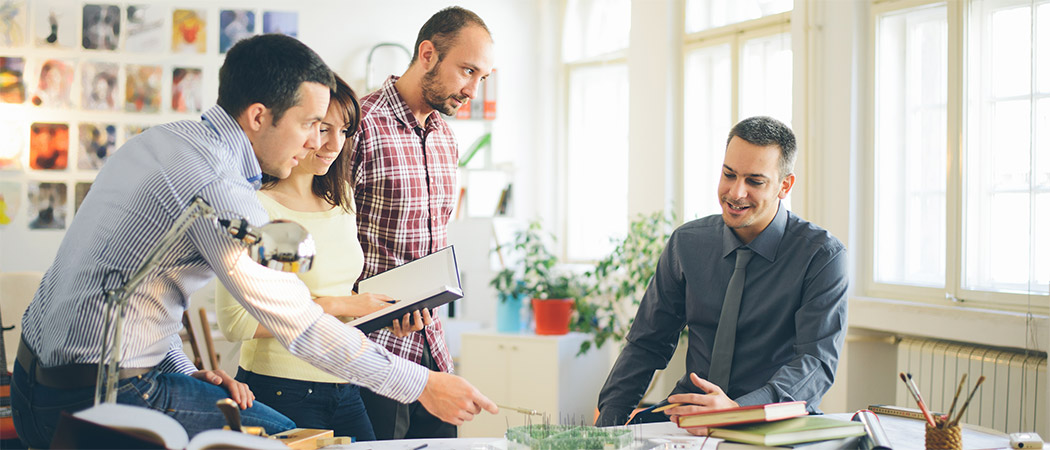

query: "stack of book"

left=676, top=401, right=867, bottom=449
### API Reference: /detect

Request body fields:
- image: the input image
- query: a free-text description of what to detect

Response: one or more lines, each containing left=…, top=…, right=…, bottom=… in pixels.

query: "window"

left=682, top=2, right=792, bottom=220
left=872, top=3, right=948, bottom=289
left=869, top=0, right=1048, bottom=307
left=562, top=0, right=630, bottom=261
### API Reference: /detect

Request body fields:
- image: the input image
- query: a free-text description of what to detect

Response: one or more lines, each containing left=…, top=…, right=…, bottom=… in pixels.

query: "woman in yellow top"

left=216, top=74, right=430, bottom=441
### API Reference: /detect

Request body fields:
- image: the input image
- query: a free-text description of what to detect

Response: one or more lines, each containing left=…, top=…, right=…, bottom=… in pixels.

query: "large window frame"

left=681, top=12, right=792, bottom=221
left=865, top=0, right=1049, bottom=311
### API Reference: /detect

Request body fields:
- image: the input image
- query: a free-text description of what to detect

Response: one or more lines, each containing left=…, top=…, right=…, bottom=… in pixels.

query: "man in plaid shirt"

left=349, top=6, right=494, bottom=440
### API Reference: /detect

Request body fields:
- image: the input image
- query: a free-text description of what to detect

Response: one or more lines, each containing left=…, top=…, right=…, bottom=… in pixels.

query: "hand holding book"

left=663, top=373, right=741, bottom=435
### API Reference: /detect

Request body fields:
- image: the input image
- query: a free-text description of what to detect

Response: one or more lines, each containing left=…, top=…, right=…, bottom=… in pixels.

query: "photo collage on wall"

left=0, top=1, right=299, bottom=230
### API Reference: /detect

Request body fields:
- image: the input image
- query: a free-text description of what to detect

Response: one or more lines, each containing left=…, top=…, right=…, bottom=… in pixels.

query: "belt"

left=17, top=338, right=152, bottom=389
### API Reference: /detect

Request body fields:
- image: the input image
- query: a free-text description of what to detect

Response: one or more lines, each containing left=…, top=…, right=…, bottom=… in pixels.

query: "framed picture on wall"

left=82, top=4, right=121, bottom=51
left=0, top=181, right=19, bottom=226
left=30, top=58, right=75, bottom=108
left=26, top=181, right=66, bottom=230
left=29, top=122, right=69, bottom=170
left=262, top=11, right=297, bottom=37
left=125, top=4, right=165, bottom=53
left=0, top=120, right=24, bottom=170
left=74, top=182, right=92, bottom=216
left=82, top=61, right=119, bottom=111
left=173, top=9, right=206, bottom=54
left=125, top=64, right=161, bottom=113
left=33, top=0, right=77, bottom=48
left=0, top=0, right=27, bottom=47
left=78, top=123, right=117, bottom=170
left=172, top=67, right=202, bottom=113
left=219, top=10, right=254, bottom=54
left=0, top=56, right=25, bottom=103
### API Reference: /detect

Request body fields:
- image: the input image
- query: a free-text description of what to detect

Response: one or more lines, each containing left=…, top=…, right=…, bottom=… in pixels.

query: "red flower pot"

left=532, top=298, right=574, bottom=335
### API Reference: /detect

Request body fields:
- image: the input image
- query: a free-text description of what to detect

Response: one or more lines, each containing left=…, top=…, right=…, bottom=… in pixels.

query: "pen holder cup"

left=925, top=421, right=962, bottom=450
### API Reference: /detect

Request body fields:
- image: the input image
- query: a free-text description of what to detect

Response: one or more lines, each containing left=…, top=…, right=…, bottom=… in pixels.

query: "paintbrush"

left=948, top=375, right=986, bottom=427
left=900, top=372, right=937, bottom=427
left=945, top=373, right=967, bottom=424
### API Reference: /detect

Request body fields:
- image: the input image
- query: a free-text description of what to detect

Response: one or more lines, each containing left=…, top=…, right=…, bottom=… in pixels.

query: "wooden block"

left=270, top=428, right=335, bottom=450
left=315, top=436, right=355, bottom=447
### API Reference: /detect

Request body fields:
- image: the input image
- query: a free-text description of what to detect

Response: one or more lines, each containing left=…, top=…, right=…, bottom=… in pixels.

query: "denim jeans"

left=11, top=360, right=295, bottom=449
left=236, top=368, right=376, bottom=441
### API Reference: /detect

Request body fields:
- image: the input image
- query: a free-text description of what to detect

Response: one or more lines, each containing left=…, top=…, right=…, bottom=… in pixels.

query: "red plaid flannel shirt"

left=349, top=76, right=456, bottom=373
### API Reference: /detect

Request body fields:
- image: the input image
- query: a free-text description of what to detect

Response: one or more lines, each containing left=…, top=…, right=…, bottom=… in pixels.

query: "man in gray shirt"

left=595, top=117, right=848, bottom=430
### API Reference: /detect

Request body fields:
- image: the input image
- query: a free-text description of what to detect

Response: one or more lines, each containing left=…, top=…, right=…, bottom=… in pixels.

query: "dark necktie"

left=708, top=248, right=753, bottom=390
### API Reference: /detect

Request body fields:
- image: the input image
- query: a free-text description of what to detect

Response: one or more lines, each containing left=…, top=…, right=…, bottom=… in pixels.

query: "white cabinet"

left=458, top=331, right=610, bottom=438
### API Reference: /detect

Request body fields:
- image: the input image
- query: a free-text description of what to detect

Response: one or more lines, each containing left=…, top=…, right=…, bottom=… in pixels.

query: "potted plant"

left=573, top=211, right=675, bottom=354
left=490, top=220, right=581, bottom=335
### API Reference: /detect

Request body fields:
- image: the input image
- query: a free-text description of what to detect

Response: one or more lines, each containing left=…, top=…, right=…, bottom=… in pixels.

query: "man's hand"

left=417, top=371, right=498, bottom=426
left=664, top=373, right=738, bottom=436
left=191, top=369, right=254, bottom=409
left=389, top=308, right=433, bottom=338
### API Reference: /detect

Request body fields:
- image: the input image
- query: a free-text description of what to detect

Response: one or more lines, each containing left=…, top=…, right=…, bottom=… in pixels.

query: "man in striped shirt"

left=350, top=7, right=494, bottom=440
left=12, top=34, right=495, bottom=449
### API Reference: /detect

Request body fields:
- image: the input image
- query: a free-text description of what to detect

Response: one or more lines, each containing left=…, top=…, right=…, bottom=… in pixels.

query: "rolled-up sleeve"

left=192, top=179, right=429, bottom=404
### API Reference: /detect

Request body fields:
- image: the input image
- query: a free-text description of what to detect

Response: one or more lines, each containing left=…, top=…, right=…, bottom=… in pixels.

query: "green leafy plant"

left=490, top=220, right=582, bottom=301
left=573, top=211, right=676, bottom=355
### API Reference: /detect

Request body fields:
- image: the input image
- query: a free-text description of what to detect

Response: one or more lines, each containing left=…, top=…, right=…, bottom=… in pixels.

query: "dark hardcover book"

left=349, top=246, right=462, bottom=334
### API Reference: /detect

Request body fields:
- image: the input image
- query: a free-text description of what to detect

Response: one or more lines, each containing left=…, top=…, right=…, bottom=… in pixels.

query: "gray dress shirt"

left=596, top=204, right=848, bottom=425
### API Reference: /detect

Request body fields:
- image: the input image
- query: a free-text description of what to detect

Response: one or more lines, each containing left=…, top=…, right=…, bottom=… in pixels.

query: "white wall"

left=0, top=0, right=544, bottom=273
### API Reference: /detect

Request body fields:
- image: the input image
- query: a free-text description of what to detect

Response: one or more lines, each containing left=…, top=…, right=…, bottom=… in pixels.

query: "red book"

left=677, top=401, right=808, bottom=428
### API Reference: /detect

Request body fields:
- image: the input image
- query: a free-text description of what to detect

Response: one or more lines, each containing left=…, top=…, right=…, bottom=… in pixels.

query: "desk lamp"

left=93, top=196, right=315, bottom=404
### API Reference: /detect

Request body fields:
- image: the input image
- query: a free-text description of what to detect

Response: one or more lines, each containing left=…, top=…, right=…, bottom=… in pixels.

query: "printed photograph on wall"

left=262, top=11, right=298, bottom=38
left=0, top=181, right=19, bottom=226
left=27, top=181, right=66, bottom=229
left=125, top=4, right=165, bottom=53
left=124, top=123, right=150, bottom=143
left=0, top=120, right=24, bottom=170
left=78, top=123, right=117, bottom=170
left=172, top=67, right=202, bottom=113
left=82, top=61, right=119, bottom=110
left=173, top=9, right=206, bottom=54
left=29, top=122, right=68, bottom=170
left=0, top=0, right=27, bottom=47
left=82, top=4, right=120, bottom=51
left=0, top=56, right=25, bottom=103
left=74, top=181, right=91, bottom=216
left=219, top=9, right=254, bottom=53
left=126, top=64, right=161, bottom=113
left=30, top=58, right=74, bottom=108
left=33, top=0, right=76, bottom=48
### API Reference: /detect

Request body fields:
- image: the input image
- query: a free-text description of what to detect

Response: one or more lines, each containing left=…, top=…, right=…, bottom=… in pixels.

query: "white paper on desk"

left=357, top=246, right=460, bottom=301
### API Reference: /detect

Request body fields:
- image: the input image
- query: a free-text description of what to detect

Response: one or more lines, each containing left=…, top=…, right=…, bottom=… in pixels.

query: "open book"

left=52, top=403, right=287, bottom=450
left=349, top=246, right=463, bottom=334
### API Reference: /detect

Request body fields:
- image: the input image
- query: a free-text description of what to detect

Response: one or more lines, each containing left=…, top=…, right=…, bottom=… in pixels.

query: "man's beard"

left=421, top=62, right=466, bottom=116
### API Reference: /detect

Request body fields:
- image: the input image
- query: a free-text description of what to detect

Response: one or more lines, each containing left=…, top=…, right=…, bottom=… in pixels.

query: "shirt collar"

left=721, top=202, right=788, bottom=262
left=202, top=105, right=262, bottom=189
left=380, top=75, right=441, bottom=131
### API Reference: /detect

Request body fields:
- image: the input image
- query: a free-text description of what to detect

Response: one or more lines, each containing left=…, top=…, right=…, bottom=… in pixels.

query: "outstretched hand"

left=191, top=369, right=254, bottom=409
left=664, top=373, right=738, bottom=436
left=417, top=371, right=499, bottom=425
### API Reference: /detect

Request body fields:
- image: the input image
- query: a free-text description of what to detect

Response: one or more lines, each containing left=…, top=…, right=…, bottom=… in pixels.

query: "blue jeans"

left=11, top=360, right=295, bottom=449
left=236, top=368, right=376, bottom=441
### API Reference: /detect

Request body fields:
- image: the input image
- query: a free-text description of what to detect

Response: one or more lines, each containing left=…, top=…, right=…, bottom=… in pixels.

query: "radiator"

left=896, top=338, right=1047, bottom=436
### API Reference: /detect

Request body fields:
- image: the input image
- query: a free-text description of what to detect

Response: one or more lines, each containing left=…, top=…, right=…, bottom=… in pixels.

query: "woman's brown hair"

left=262, top=73, right=360, bottom=212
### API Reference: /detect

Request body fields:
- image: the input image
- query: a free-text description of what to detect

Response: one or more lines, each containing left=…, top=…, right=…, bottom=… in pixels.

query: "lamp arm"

left=94, top=196, right=217, bottom=404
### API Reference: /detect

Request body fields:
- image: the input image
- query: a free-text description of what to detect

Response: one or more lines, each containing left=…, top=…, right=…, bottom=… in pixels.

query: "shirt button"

left=308, top=389, right=313, bottom=394
left=276, top=391, right=282, bottom=396
left=143, top=394, right=149, bottom=400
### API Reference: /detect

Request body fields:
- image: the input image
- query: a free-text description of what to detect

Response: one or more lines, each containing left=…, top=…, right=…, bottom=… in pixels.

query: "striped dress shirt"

left=19, top=105, right=428, bottom=404
left=349, top=76, right=455, bottom=373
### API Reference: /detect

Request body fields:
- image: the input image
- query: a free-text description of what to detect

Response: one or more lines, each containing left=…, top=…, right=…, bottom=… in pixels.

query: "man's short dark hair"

left=411, top=6, right=491, bottom=63
left=218, top=34, right=335, bottom=124
left=726, top=116, right=797, bottom=178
